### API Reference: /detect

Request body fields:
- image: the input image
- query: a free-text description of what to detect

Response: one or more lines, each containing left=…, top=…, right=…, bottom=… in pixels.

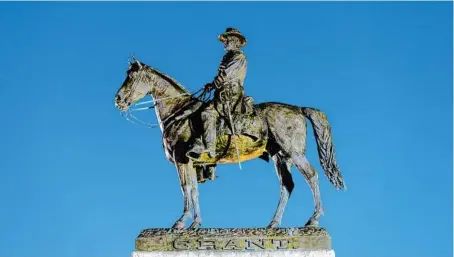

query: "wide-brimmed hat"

left=218, top=27, right=247, bottom=46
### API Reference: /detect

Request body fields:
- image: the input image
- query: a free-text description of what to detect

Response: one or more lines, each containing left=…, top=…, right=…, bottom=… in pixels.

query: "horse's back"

left=255, top=102, right=308, bottom=155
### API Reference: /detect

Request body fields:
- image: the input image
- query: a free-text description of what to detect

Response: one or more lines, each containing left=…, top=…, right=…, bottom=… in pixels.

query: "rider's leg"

left=201, top=104, right=218, bottom=158
left=187, top=103, right=218, bottom=160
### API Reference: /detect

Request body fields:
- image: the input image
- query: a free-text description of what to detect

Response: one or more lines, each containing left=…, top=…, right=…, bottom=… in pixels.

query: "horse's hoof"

left=266, top=221, right=279, bottom=228
left=304, top=219, right=319, bottom=227
left=189, top=221, right=202, bottom=229
left=172, top=221, right=186, bottom=229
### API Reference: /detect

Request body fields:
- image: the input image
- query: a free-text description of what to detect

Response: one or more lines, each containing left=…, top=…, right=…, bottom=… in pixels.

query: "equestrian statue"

left=114, top=28, right=345, bottom=229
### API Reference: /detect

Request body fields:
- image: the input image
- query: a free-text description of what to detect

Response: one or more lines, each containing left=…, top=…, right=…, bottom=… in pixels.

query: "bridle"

left=120, top=68, right=211, bottom=129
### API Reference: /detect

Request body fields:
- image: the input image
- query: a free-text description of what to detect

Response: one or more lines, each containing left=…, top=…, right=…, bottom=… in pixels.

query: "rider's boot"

left=204, top=165, right=216, bottom=181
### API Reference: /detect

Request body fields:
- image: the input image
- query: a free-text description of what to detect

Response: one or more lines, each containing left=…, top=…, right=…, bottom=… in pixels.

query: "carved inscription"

left=246, top=239, right=265, bottom=250
left=223, top=239, right=242, bottom=250
left=135, top=227, right=331, bottom=251
left=172, top=239, right=190, bottom=250
left=171, top=238, right=295, bottom=250
left=272, top=239, right=290, bottom=249
left=197, top=239, right=216, bottom=250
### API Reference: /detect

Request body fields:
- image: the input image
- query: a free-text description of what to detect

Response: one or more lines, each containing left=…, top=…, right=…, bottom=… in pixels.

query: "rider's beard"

left=224, top=38, right=241, bottom=51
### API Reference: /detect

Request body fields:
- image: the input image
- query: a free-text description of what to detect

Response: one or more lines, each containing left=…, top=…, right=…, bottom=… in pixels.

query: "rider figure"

left=187, top=27, right=254, bottom=161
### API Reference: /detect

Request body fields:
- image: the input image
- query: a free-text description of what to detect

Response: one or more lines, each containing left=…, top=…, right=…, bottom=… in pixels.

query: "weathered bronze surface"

left=136, top=228, right=331, bottom=251
left=114, top=27, right=346, bottom=229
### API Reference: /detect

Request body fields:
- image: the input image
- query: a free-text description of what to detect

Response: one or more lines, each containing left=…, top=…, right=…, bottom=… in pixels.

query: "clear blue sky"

left=0, top=2, right=452, bottom=257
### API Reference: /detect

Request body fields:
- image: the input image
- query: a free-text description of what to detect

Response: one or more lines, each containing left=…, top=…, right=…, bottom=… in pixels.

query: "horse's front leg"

left=172, top=162, right=192, bottom=229
left=188, top=162, right=202, bottom=228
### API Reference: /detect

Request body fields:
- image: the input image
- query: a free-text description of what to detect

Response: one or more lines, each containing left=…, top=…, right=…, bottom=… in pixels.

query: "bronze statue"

left=187, top=28, right=255, bottom=165
left=114, top=27, right=345, bottom=229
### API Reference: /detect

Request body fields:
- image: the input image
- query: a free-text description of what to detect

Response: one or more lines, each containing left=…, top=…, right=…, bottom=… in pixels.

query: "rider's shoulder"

left=225, top=50, right=246, bottom=60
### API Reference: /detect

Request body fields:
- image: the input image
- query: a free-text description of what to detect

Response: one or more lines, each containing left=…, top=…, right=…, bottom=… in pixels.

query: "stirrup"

left=186, top=149, right=216, bottom=162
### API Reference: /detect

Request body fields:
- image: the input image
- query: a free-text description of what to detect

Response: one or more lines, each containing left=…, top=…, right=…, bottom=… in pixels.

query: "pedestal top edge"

left=137, top=227, right=330, bottom=238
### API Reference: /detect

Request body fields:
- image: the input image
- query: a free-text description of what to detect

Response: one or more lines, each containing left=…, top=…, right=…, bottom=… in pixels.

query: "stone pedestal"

left=131, top=228, right=335, bottom=257
left=132, top=250, right=335, bottom=257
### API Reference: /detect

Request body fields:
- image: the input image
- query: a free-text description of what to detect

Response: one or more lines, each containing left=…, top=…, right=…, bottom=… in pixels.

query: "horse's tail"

left=301, top=107, right=345, bottom=190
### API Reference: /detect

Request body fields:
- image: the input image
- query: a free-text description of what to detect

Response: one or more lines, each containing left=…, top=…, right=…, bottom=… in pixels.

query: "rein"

left=121, top=87, right=210, bottom=129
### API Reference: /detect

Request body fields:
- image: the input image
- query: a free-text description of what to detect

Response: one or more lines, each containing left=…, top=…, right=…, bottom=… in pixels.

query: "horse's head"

left=115, top=57, right=151, bottom=111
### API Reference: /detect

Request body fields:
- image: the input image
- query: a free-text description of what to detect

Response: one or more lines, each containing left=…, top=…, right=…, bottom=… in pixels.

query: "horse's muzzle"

left=115, top=95, right=130, bottom=111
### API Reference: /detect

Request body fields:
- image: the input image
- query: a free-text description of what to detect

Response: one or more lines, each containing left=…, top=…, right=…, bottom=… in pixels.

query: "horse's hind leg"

left=291, top=154, right=324, bottom=227
left=267, top=153, right=294, bottom=228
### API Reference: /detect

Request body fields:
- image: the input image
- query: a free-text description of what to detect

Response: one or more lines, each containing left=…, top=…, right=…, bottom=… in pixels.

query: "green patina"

left=192, top=135, right=267, bottom=165
left=115, top=52, right=345, bottom=229
left=135, top=227, right=331, bottom=251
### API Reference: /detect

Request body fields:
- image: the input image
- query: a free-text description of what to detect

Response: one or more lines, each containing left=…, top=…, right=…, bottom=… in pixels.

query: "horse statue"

left=114, top=57, right=345, bottom=229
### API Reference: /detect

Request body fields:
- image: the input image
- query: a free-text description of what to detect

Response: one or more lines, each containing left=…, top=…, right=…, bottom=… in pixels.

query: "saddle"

left=165, top=96, right=268, bottom=165
left=194, top=101, right=268, bottom=165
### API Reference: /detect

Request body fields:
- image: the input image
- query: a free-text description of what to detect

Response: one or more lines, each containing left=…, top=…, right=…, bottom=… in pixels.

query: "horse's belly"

left=196, top=135, right=267, bottom=164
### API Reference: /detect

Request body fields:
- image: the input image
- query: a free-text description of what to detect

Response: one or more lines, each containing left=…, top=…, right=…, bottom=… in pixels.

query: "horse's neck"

left=148, top=69, right=191, bottom=128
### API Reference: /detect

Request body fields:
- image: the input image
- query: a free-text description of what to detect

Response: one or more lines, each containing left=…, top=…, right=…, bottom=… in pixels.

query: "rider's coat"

left=213, top=49, right=247, bottom=90
left=212, top=49, right=250, bottom=115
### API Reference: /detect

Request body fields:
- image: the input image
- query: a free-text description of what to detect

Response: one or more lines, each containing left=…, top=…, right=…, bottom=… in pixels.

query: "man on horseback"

left=187, top=27, right=255, bottom=161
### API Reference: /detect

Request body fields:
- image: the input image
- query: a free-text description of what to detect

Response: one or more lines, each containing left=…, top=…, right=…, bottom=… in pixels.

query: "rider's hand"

left=204, top=83, right=214, bottom=91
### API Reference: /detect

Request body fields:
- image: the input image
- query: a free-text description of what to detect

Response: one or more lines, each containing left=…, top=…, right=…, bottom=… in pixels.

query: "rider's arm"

left=211, top=51, right=247, bottom=89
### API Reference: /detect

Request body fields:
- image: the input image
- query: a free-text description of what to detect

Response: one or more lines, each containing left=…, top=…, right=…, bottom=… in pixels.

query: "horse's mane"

left=144, top=64, right=189, bottom=94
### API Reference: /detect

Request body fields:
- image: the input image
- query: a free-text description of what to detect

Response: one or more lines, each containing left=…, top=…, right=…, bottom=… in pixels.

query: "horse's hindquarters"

left=258, top=103, right=307, bottom=156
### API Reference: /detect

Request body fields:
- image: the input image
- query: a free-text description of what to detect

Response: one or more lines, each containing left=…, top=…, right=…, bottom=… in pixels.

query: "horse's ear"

left=131, top=53, right=143, bottom=69
left=131, top=53, right=138, bottom=62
